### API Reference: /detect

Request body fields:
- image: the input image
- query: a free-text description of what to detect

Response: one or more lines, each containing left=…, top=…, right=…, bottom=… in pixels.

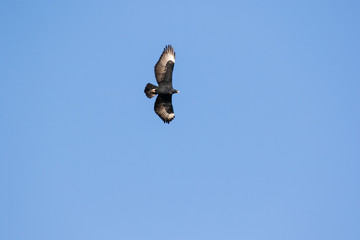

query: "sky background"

left=1, top=0, right=359, bottom=239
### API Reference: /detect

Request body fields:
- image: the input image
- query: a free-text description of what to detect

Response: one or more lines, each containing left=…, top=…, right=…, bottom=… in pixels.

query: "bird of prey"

left=144, top=45, right=180, bottom=123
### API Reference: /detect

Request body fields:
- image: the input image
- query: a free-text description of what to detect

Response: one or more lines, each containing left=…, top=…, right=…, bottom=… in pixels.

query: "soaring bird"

left=144, top=45, right=180, bottom=123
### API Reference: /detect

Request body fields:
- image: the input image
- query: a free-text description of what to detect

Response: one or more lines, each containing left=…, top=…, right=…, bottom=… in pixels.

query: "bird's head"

left=172, top=89, right=180, bottom=94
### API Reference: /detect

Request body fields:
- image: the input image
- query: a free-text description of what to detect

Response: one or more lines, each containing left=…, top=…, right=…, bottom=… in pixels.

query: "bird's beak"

left=176, top=90, right=180, bottom=93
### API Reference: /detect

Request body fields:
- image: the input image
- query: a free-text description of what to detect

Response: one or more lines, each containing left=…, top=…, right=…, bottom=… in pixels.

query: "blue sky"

left=1, top=0, right=359, bottom=239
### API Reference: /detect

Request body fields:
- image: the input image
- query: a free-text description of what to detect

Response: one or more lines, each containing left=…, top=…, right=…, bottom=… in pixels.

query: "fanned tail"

left=144, top=83, right=158, bottom=98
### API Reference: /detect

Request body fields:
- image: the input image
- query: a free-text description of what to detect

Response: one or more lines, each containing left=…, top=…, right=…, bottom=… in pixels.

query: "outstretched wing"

left=154, top=45, right=175, bottom=87
left=154, top=94, right=175, bottom=123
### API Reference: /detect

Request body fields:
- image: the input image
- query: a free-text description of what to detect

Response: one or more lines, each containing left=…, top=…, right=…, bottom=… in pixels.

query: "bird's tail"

left=144, top=83, right=158, bottom=98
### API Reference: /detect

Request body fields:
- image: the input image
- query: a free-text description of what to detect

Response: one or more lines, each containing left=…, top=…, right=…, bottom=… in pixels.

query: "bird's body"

left=144, top=45, right=180, bottom=123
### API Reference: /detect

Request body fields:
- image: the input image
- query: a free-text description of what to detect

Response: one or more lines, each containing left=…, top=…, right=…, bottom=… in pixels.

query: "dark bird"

left=144, top=45, right=180, bottom=123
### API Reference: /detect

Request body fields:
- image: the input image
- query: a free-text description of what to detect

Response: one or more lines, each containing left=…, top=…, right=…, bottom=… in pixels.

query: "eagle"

left=144, top=45, right=180, bottom=123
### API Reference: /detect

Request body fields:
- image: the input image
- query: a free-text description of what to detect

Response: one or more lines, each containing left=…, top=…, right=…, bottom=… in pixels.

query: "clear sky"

left=1, top=0, right=359, bottom=239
